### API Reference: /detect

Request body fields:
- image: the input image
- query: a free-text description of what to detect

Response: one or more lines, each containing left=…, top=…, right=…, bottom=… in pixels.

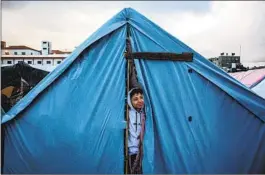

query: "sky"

left=2, top=1, right=265, bottom=62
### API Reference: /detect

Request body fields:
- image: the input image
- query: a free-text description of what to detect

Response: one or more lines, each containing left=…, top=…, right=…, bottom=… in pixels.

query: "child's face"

left=131, top=93, right=144, bottom=109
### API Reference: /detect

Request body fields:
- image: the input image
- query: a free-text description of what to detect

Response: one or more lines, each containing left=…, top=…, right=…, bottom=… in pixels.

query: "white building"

left=1, top=55, right=67, bottom=72
left=41, top=41, right=52, bottom=55
left=2, top=47, right=41, bottom=56
left=1, top=41, right=71, bottom=71
left=1, top=41, right=72, bottom=71
left=1, top=41, right=72, bottom=56
left=1, top=41, right=41, bottom=55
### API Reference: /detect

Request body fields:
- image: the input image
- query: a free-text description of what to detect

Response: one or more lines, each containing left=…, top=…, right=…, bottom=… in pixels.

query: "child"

left=127, top=87, right=146, bottom=174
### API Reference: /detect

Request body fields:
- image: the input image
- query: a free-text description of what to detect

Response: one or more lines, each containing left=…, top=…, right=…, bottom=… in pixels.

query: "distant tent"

left=229, top=68, right=265, bottom=99
left=1, top=62, right=49, bottom=113
left=29, top=64, right=57, bottom=72
left=229, top=68, right=265, bottom=87
left=1, top=8, right=265, bottom=174
left=251, top=75, right=265, bottom=99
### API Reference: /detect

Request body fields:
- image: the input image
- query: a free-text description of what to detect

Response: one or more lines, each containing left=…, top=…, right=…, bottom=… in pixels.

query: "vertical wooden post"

left=124, top=21, right=131, bottom=174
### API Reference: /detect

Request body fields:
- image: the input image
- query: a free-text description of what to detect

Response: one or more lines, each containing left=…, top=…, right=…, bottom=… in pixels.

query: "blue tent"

left=2, top=8, right=265, bottom=174
left=251, top=75, right=265, bottom=99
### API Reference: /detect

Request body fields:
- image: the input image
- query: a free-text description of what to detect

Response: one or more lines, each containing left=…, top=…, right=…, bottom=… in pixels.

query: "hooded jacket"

left=127, top=88, right=146, bottom=155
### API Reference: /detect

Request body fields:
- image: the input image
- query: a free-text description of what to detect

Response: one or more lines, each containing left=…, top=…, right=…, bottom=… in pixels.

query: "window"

left=27, top=61, right=32, bottom=64
left=14, top=52, right=17, bottom=55
left=18, top=61, right=23, bottom=63
left=43, top=42, right=47, bottom=44
left=7, top=61, right=12, bottom=64
left=31, top=53, right=33, bottom=55
left=37, top=61, right=42, bottom=64
left=46, top=61, right=51, bottom=64
left=43, top=48, right=47, bottom=50
left=57, top=61, right=61, bottom=64
left=22, top=52, right=26, bottom=55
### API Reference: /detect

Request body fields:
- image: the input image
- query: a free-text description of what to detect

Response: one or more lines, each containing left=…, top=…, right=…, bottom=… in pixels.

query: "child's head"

left=130, top=88, right=144, bottom=110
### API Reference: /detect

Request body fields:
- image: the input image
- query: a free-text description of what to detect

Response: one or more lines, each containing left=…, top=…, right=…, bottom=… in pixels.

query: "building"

left=41, top=41, right=52, bottom=55
left=1, top=55, right=67, bottom=72
left=209, top=53, right=240, bottom=68
left=1, top=41, right=72, bottom=71
left=51, top=49, right=72, bottom=55
left=209, top=52, right=245, bottom=72
left=1, top=41, right=41, bottom=56
left=1, top=41, right=72, bottom=56
left=1, top=54, right=65, bottom=65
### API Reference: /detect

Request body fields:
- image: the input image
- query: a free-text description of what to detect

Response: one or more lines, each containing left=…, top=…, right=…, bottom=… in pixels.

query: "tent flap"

left=2, top=26, right=127, bottom=174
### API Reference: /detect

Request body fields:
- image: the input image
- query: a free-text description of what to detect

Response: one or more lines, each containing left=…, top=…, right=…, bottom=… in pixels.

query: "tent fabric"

left=2, top=27, right=127, bottom=174
left=251, top=75, right=265, bottom=99
left=250, top=73, right=265, bottom=88
left=128, top=18, right=265, bottom=173
left=229, top=68, right=265, bottom=99
left=229, top=68, right=265, bottom=87
left=2, top=8, right=265, bottom=174
left=1, top=62, right=49, bottom=113
left=1, top=62, right=49, bottom=89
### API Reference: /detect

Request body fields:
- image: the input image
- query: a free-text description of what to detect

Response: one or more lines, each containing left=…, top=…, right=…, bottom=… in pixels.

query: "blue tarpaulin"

left=2, top=8, right=265, bottom=174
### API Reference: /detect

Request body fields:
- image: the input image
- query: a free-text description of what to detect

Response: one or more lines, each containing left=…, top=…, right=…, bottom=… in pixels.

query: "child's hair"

left=130, top=88, right=143, bottom=99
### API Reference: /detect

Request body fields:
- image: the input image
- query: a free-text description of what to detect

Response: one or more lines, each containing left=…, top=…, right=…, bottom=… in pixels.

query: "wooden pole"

left=124, top=21, right=131, bottom=174
left=125, top=60, right=130, bottom=174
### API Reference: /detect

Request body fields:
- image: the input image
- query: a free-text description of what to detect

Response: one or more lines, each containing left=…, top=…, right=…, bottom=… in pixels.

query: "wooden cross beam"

left=124, top=51, right=193, bottom=62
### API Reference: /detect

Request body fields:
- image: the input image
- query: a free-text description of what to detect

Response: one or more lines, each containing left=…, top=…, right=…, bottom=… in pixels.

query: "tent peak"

left=116, top=7, right=141, bottom=21
left=121, top=7, right=136, bottom=13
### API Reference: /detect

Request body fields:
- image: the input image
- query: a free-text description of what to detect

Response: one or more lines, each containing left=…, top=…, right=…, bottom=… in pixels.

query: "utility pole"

left=239, top=45, right=241, bottom=58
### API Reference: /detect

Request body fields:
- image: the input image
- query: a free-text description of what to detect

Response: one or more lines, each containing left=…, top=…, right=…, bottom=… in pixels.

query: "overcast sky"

left=2, top=1, right=265, bottom=62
